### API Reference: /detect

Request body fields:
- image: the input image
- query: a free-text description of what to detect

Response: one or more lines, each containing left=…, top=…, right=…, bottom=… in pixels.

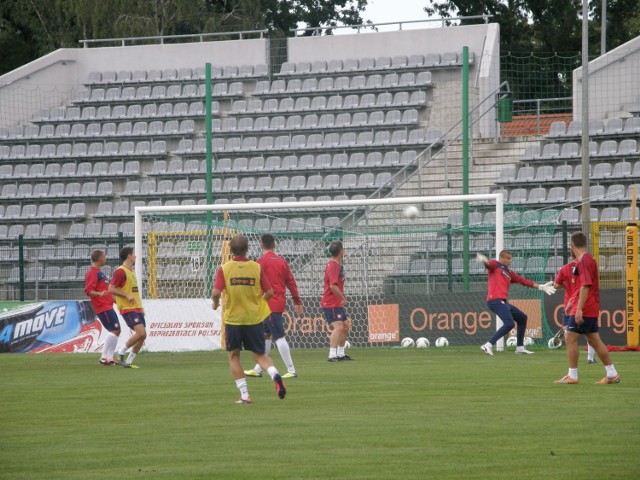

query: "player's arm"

left=260, top=268, right=274, bottom=302
left=574, top=285, right=590, bottom=325
left=84, top=273, right=105, bottom=297
left=212, top=268, right=225, bottom=309
left=553, top=269, right=565, bottom=290
left=284, top=266, right=304, bottom=313
left=330, top=284, right=347, bottom=305
left=108, top=269, right=134, bottom=302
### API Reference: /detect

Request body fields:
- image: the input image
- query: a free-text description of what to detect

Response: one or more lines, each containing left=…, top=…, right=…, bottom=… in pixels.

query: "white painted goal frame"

left=134, top=193, right=505, bottom=346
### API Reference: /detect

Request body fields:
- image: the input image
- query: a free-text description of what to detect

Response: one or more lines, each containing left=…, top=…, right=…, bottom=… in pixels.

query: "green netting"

left=140, top=201, right=560, bottom=348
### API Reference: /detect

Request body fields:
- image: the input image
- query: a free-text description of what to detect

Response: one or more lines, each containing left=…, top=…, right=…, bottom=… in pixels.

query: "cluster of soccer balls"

left=401, top=337, right=449, bottom=348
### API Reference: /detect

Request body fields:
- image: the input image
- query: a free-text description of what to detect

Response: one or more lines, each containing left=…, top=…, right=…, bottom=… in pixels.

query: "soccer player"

left=554, top=232, right=621, bottom=385
left=321, top=240, right=352, bottom=362
left=552, top=254, right=597, bottom=363
left=212, top=235, right=286, bottom=404
left=84, top=249, right=120, bottom=366
left=477, top=250, right=556, bottom=356
left=109, top=247, right=147, bottom=368
left=245, top=233, right=303, bottom=379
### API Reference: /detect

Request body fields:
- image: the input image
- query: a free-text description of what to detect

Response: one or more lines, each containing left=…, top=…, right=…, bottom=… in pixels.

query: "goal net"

left=135, top=195, right=560, bottom=349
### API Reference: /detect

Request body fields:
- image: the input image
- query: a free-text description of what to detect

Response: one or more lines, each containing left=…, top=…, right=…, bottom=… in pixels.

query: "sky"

left=361, top=0, right=430, bottom=26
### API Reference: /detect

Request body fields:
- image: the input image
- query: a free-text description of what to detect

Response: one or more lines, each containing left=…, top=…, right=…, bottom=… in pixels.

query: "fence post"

left=18, top=235, right=25, bottom=301
left=118, top=232, right=124, bottom=251
left=561, top=221, right=569, bottom=263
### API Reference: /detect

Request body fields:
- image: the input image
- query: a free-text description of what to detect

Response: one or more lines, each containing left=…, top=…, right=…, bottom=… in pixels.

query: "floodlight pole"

left=581, top=0, right=591, bottom=244
left=601, top=0, right=607, bottom=55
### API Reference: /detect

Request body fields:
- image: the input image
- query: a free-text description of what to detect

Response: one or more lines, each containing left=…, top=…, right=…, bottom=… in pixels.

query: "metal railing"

left=79, top=29, right=269, bottom=48
left=290, top=15, right=493, bottom=35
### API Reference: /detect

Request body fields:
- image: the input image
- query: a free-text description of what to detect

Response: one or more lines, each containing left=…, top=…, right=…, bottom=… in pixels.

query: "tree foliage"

left=0, top=0, right=368, bottom=75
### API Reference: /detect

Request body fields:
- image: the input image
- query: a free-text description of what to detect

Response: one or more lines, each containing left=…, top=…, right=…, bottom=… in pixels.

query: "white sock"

left=266, top=365, right=278, bottom=380
left=337, top=345, right=345, bottom=357
left=587, top=344, right=595, bottom=360
left=568, top=368, right=578, bottom=380
left=117, top=345, right=128, bottom=356
left=329, top=347, right=337, bottom=358
left=235, top=378, right=249, bottom=400
left=276, top=337, right=295, bottom=374
left=103, top=332, right=119, bottom=360
left=126, top=352, right=137, bottom=365
left=605, top=364, right=618, bottom=377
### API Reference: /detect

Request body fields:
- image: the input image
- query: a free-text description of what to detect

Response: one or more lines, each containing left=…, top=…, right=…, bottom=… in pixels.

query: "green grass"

left=0, top=347, right=638, bottom=480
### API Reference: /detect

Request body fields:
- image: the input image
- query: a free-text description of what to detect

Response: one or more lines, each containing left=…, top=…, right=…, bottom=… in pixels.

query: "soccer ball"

left=416, top=337, right=430, bottom=348
left=506, top=337, right=517, bottom=347
left=524, top=336, right=534, bottom=346
left=548, top=337, right=562, bottom=349
left=435, top=337, right=449, bottom=347
left=344, top=340, right=351, bottom=349
left=401, top=337, right=415, bottom=347
left=403, top=205, right=420, bottom=219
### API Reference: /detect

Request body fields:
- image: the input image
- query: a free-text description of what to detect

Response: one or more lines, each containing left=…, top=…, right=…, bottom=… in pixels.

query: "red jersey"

left=321, top=259, right=345, bottom=308
left=567, top=253, right=600, bottom=317
left=484, top=259, right=535, bottom=301
left=84, top=266, right=114, bottom=314
left=554, top=260, right=578, bottom=307
left=257, top=251, right=302, bottom=313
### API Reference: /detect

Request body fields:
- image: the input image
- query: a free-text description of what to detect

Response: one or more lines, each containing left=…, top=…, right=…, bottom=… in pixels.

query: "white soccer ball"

left=435, top=337, right=449, bottom=347
left=506, top=337, right=517, bottom=347
left=416, top=337, right=430, bottom=348
left=524, top=336, right=534, bottom=346
left=401, top=337, right=415, bottom=347
left=403, top=205, right=420, bottom=219
left=548, top=337, right=562, bottom=349
left=344, top=340, right=351, bottom=349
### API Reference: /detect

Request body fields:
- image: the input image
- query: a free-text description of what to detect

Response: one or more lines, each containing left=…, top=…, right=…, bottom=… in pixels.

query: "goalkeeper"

left=476, top=250, right=556, bottom=356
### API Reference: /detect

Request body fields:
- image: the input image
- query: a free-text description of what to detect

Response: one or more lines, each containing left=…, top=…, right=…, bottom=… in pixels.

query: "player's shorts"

left=262, top=312, right=286, bottom=340
left=323, top=307, right=348, bottom=324
left=122, top=312, right=146, bottom=329
left=562, top=311, right=570, bottom=326
left=566, top=315, right=599, bottom=334
left=225, top=323, right=265, bottom=353
left=97, top=310, right=120, bottom=332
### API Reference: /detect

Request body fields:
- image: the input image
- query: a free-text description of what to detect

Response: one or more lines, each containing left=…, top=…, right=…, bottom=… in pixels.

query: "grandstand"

left=1, top=21, right=639, bottom=301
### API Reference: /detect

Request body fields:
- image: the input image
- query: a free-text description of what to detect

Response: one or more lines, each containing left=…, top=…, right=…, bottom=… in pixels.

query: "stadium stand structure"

left=1, top=24, right=639, bottom=298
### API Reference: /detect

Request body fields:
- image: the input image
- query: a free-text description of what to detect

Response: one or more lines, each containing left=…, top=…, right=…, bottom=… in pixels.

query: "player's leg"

left=482, top=300, right=514, bottom=355
left=510, top=305, right=533, bottom=354
left=586, top=341, right=596, bottom=363
left=226, top=325, right=251, bottom=403
left=245, top=323, right=286, bottom=399
left=97, top=310, right=120, bottom=365
left=268, top=313, right=297, bottom=376
left=584, top=328, right=620, bottom=384
left=246, top=320, right=270, bottom=377
left=324, top=308, right=344, bottom=361
left=555, top=316, right=580, bottom=383
left=337, top=315, right=352, bottom=360
left=117, top=313, right=146, bottom=367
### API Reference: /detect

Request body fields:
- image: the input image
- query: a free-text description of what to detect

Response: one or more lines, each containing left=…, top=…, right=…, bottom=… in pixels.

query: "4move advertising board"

left=0, top=290, right=628, bottom=353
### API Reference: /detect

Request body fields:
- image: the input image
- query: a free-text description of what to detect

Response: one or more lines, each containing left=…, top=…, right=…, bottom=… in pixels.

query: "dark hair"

left=328, top=240, right=343, bottom=257
left=499, top=250, right=512, bottom=259
left=230, top=235, right=249, bottom=256
left=119, top=246, right=134, bottom=262
left=90, top=249, right=105, bottom=263
left=261, top=233, right=276, bottom=250
left=571, top=231, right=587, bottom=248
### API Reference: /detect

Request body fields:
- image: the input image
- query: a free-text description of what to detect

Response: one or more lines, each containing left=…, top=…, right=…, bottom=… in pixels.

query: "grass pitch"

left=0, top=347, right=637, bottom=480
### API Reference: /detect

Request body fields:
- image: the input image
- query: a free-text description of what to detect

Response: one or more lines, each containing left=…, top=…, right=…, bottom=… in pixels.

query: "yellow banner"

left=625, top=224, right=639, bottom=346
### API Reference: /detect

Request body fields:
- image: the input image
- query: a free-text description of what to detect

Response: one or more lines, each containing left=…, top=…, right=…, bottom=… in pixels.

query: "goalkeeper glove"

left=475, top=253, right=488, bottom=264
left=538, top=282, right=556, bottom=295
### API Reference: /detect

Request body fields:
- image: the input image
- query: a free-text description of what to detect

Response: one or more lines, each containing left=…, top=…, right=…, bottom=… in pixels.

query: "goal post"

left=133, top=194, right=559, bottom=350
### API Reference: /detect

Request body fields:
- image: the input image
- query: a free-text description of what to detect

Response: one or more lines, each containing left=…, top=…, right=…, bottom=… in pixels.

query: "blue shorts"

left=97, top=310, right=120, bottom=332
left=225, top=323, right=266, bottom=353
left=566, top=316, right=599, bottom=334
left=562, top=311, right=570, bottom=326
left=323, top=307, right=348, bottom=324
left=122, top=312, right=146, bottom=329
left=263, top=312, right=286, bottom=340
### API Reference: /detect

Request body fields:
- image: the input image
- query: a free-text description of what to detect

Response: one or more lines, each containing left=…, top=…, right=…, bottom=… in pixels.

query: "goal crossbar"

left=134, top=193, right=505, bottom=291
